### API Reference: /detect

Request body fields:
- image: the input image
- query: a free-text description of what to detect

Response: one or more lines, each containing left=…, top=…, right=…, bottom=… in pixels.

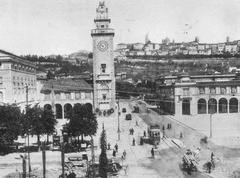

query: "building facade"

left=91, top=1, right=116, bottom=112
left=0, top=50, right=37, bottom=109
left=157, top=74, right=240, bottom=117
left=38, top=79, right=93, bottom=130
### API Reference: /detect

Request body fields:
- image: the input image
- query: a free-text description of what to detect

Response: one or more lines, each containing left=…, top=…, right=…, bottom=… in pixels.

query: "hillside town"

left=115, top=36, right=240, bottom=59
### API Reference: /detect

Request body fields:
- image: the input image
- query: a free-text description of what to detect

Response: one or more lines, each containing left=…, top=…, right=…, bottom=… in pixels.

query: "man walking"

left=151, top=147, right=155, bottom=158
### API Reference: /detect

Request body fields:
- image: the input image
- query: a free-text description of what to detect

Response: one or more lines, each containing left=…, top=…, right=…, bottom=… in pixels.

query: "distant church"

left=91, top=1, right=116, bottom=113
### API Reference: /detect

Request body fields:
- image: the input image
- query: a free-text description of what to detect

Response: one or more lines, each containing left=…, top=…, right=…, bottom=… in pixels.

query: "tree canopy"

left=0, top=105, right=22, bottom=153
left=66, top=103, right=97, bottom=139
left=22, top=104, right=56, bottom=146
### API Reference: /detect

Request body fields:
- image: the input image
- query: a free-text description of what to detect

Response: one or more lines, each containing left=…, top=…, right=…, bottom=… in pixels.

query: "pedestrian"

left=140, top=137, right=143, bottom=145
left=130, top=128, right=133, bottom=135
left=107, top=143, right=111, bottom=150
left=206, top=161, right=212, bottom=173
left=115, top=143, right=118, bottom=152
left=211, top=152, right=215, bottom=168
left=123, top=165, right=128, bottom=175
left=136, top=121, right=139, bottom=126
left=180, top=132, right=183, bottom=139
left=113, top=149, right=116, bottom=157
left=132, top=138, right=135, bottom=146
left=162, top=125, right=165, bottom=138
left=123, top=150, right=127, bottom=159
left=143, top=130, right=146, bottom=137
left=151, top=147, right=155, bottom=158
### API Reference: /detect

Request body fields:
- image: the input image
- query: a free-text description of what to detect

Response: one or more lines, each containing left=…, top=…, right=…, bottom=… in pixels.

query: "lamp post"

left=61, top=129, right=67, bottom=178
left=209, top=97, right=214, bottom=138
left=90, top=136, right=95, bottom=178
left=210, top=114, right=213, bottom=138
left=27, top=129, right=31, bottom=177
left=117, top=97, right=120, bottom=141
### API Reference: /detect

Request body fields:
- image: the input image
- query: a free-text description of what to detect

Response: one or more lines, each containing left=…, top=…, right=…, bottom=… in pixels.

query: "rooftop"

left=40, top=78, right=92, bottom=93
left=0, top=49, right=36, bottom=68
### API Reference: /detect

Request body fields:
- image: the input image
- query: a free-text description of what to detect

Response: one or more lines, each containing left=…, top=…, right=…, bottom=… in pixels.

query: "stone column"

left=62, top=104, right=64, bottom=119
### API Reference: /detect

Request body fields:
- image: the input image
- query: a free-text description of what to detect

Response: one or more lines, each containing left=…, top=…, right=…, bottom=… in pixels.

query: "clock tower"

left=91, top=1, right=115, bottom=113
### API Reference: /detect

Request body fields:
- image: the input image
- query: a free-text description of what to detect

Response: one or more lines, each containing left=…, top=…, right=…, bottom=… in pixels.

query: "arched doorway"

left=55, top=104, right=62, bottom=119
left=44, top=104, right=52, bottom=111
left=64, top=103, right=72, bottom=118
left=198, top=98, right=206, bottom=114
left=73, top=103, right=81, bottom=114
left=229, top=98, right=238, bottom=113
left=219, top=98, right=228, bottom=113
left=208, top=98, right=217, bottom=114
left=0, top=92, right=3, bottom=101
left=85, top=103, right=93, bottom=113
left=182, top=99, right=190, bottom=115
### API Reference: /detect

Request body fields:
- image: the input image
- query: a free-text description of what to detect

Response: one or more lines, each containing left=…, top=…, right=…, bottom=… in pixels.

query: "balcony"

left=95, top=74, right=112, bottom=82
left=98, top=98, right=111, bottom=104
left=91, top=29, right=114, bottom=36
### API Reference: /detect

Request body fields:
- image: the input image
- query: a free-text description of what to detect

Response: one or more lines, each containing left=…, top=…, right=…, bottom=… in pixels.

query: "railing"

left=96, top=74, right=112, bottom=81
left=91, top=29, right=114, bottom=34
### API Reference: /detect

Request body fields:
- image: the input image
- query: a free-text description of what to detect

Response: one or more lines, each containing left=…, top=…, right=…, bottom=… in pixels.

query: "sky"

left=0, top=0, right=240, bottom=55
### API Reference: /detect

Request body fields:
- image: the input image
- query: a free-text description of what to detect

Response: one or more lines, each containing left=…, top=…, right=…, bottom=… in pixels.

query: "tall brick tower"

left=91, top=1, right=115, bottom=113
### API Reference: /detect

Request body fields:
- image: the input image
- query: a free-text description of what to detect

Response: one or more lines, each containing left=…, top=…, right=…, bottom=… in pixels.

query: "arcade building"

left=156, top=74, right=240, bottom=117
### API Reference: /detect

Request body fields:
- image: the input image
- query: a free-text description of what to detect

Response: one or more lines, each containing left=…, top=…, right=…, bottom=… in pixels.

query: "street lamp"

left=117, top=97, right=120, bottom=141
left=27, top=129, right=31, bottom=177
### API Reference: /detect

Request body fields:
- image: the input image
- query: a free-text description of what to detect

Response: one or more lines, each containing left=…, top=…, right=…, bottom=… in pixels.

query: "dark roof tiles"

left=41, top=79, right=92, bottom=92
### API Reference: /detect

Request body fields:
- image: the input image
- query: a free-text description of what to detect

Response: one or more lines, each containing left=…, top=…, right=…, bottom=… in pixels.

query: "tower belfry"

left=91, top=1, right=116, bottom=113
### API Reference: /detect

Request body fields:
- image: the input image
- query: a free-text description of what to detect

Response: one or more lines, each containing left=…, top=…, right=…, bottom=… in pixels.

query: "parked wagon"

left=182, top=149, right=199, bottom=174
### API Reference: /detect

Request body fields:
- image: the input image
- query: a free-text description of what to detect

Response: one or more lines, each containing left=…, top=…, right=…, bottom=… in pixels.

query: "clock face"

left=97, top=40, right=108, bottom=52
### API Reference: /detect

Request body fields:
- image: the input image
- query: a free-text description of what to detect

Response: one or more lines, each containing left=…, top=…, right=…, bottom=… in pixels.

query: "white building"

left=91, top=1, right=116, bottom=112
left=0, top=50, right=37, bottom=109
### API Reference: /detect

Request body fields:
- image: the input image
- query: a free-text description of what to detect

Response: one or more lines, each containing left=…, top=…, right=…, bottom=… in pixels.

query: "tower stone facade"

left=91, top=1, right=115, bottom=112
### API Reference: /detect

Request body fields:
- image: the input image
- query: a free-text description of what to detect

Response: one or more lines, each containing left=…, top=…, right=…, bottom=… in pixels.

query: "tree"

left=0, top=105, right=22, bottom=154
left=24, top=105, right=44, bottom=146
left=23, top=105, right=57, bottom=147
left=99, top=127, right=108, bottom=178
left=42, top=109, right=57, bottom=143
left=66, top=104, right=97, bottom=148
left=46, top=70, right=55, bottom=80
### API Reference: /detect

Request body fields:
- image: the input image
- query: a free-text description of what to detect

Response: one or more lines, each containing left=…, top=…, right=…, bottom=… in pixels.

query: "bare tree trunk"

left=37, top=135, right=40, bottom=148
left=78, top=136, right=80, bottom=152
left=47, top=134, right=49, bottom=144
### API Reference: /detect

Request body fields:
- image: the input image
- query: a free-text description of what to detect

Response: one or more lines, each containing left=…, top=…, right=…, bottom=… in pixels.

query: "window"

left=44, top=94, right=50, bottom=100
left=75, top=93, right=80, bottom=100
left=66, top=93, right=71, bottom=100
left=231, top=87, right=237, bottom=94
left=101, top=64, right=106, bottom=73
left=86, top=92, right=91, bottom=99
left=102, top=94, right=106, bottom=100
left=220, top=87, right=226, bottom=94
left=101, top=25, right=104, bottom=28
left=0, top=77, right=2, bottom=84
left=183, top=88, right=190, bottom=96
left=199, top=87, right=205, bottom=94
left=210, top=87, right=216, bottom=94
left=56, top=93, right=60, bottom=100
